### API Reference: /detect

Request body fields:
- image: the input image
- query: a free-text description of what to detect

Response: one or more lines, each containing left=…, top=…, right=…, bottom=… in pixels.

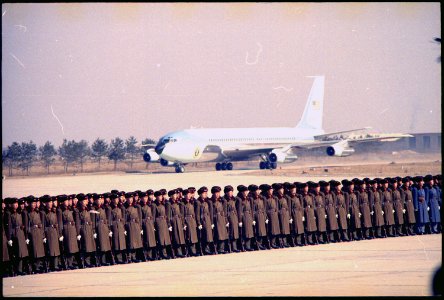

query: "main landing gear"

left=215, top=161, right=233, bottom=171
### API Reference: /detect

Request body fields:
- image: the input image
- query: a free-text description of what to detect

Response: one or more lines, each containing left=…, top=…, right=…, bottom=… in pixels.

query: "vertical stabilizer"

left=295, top=76, right=324, bottom=130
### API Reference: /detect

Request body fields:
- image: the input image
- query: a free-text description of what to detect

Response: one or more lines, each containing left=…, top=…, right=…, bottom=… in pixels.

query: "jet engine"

left=326, top=141, right=355, bottom=157
left=268, top=149, right=298, bottom=163
left=143, top=149, right=160, bottom=163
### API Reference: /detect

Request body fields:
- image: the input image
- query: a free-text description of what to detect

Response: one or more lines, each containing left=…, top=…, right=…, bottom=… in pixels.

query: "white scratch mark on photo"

left=51, top=105, right=65, bottom=135
left=273, top=86, right=293, bottom=92
left=2, top=9, right=7, bottom=17
left=379, top=108, right=389, bottom=115
left=245, top=42, right=263, bottom=65
left=15, top=24, right=27, bottom=32
left=9, top=53, right=25, bottom=68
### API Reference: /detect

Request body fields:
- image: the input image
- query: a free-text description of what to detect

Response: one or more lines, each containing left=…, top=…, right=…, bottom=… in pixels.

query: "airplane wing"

left=313, top=127, right=372, bottom=140
left=139, top=143, right=157, bottom=148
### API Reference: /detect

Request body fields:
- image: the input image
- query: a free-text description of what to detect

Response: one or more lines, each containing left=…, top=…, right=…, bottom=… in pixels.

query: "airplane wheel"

left=270, top=162, right=277, bottom=169
left=259, top=162, right=266, bottom=169
left=215, top=163, right=221, bottom=171
left=226, top=162, right=233, bottom=170
left=175, top=166, right=185, bottom=173
left=221, top=162, right=227, bottom=171
left=264, top=162, right=271, bottom=169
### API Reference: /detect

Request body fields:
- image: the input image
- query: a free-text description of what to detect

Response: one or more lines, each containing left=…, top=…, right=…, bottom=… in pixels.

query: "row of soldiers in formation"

left=2, top=173, right=441, bottom=277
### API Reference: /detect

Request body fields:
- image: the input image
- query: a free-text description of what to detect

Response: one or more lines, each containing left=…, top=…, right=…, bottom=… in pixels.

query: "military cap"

left=368, top=179, right=376, bottom=185
left=258, top=184, right=266, bottom=190
left=401, top=177, right=410, bottom=183
left=125, top=192, right=134, bottom=198
left=294, top=182, right=301, bottom=187
left=198, top=186, right=208, bottom=195
left=331, top=180, right=341, bottom=187
left=176, top=187, right=183, bottom=193
left=26, top=195, right=36, bottom=202
left=283, top=182, right=291, bottom=190
left=40, top=195, right=51, bottom=203
left=168, top=189, right=177, bottom=197
left=237, top=185, right=248, bottom=193
left=380, top=178, right=389, bottom=184
left=319, top=180, right=329, bottom=187
left=140, top=191, right=147, bottom=197
left=51, top=195, right=58, bottom=202
left=224, top=185, right=234, bottom=193
left=134, top=190, right=141, bottom=195
left=119, top=191, right=126, bottom=196
left=9, top=197, right=18, bottom=204
left=351, top=178, right=360, bottom=183
left=309, top=182, right=319, bottom=188
left=188, top=187, right=196, bottom=193
left=146, top=189, right=154, bottom=196
left=298, top=182, right=308, bottom=189
left=154, top=191, right=162, bottom=197
left=86, top=193, right=92, bottom=199
left=363, top=177, right=370, bottom=183
left=92, top=193, right=100, bottom=200
left=272, top=183, right=282, bottom=190
left=18, top=197, right=26, bottom=204
left=307, top=181, right=315, bottom=187
left=261, top=184, right=272, bottom=191
left=211, top=186, right=221, bottom=194
left=102, top=192, right=110, bottom=198
left=288, top=183, right=296, bottom=189
left=76, top=194, right=86, bottom=201
left=395, top=176, right=402, bottom=182
left=110, top=189, right=119, bottom=194
left=341, top=180, right=351, bottom=186
left=160, top=189, right=167, bottom=195
left=248, top=184, right=259, bottom=192
left=110, top=193, right=119, bottom=200
left=182, top=188, right=191, bottom=195
left=424, top=174, right=433, bottom=182
left=436, top=174, right=442, bottom=180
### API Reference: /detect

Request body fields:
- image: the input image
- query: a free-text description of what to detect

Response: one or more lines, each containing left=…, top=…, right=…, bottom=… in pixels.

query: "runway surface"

left=2, top=234, right=441, bottom=296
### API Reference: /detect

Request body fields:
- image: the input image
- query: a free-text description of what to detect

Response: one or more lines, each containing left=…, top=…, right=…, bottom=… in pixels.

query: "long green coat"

left=287, top=194, right=304, bottom=234
left=2, top=212, right=9, bottom=261
left=140, top=203, right=157, bottom=248
left=93, top=207, right=111, bottom=252
left=24, top=210, right=46, bottom=259
left=402, top=188, right=416, bottom=224
left=252, top=196, right=267, bottom=237
left=323, top=192, right=339, bottom=231
left=347, top=192, right=361, bottom=229
left=125, top=205, right=143, bottom=249
left=153, top=201, right=171, bottom=246
left=168, top=201, right=186, bottom=246
left=357, top=190, right=372, bottom=228
left=198, top=198, right=214, bottom=243
left=334, top=192, right=348, bottom=230
left=109, top=205, right=126, bottom=251
left=313, top=193, right=327, bottom=232
left=264, top=196, right=280, bottom=236
left=277, top=195, right=290, bottom=235
left=302, top=193, right=317, bottom=232
left=77, top=209, right=96, bottom=253
left=42, top=209, right=60, bottom=256
left=224, top=195, right=239, bottom=240
left=237, top=196, right=254, bottom=239
left=57, top=208, right=79, bottom=254
left=381, top=189, right=395, bottom=225
left=5, top=211, right=29, bottom=258
left=392, top=189, right=405, bottom=225
left=181, top=201, right=198, bottom=244
left=369, top=189, right=384, bottom=227
left=212, top=198, right=228, bottom=241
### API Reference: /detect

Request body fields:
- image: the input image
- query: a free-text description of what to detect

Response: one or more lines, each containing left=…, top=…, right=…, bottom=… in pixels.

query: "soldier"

left=424, top=174, right=441, bottom=233
left=181, top=188, right=199, bottom=256
left=311, top=182, right=328, bottom=244
left=300, top=183, right=317, bottom=245
left=274, top=183, right=291, bottom=247
left=356, top=180, right=373, bottom=239
left=332, top=181, right=349, bottom=241
left=287, top=183, right=305, bottom=246
left=391, top=179, right=405, bottom=236
left=211, top=186, right=229, bottom=254
left=197, top=187, right=215, bottom=255
left=76, top=194, right=97, bottom=267
left=412, top=176, right=429, bottom=235
left=153, top=191, right=172, bottom=259
left=224, top=185, right=241, bottom=252
left=368, top=179, right=385, bottom=238
left=57, top=195, right=80, bottom=270
left=2, top=198, right=12, bottom=277
left=123, top=192, right=144, bottom=262
left=23, top=196, right=47, bottom=273
left=167, top=189, right=187, bottom=258
left=41, top=195, right=61, bottom=272
left=5, top=198, right=29, bottom=275
left=263, top=184, right=280, bottom=248
left=321, top=181, right=339, bottom=243
left=249, top=184, right=267, bottom=250
left=92, top=194, right=113, bottom=266
left=380, top=179, right=396, bottom=237
left=401, top=177, right=416, bottom=236
left=140, top=190, right=157, bottom=260
left=109, top=193, right=127, bottom=264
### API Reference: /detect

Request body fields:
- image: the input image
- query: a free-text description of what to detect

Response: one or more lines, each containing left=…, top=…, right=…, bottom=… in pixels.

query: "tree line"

left=2, top=137, right=156, bottom=176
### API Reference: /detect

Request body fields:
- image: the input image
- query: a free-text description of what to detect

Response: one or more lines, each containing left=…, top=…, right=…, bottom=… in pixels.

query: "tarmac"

left=2, top=233, right=441, bottom=296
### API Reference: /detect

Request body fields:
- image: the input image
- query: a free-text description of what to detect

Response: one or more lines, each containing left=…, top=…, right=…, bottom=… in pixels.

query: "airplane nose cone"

left=155, top=144, right=165, bottom=155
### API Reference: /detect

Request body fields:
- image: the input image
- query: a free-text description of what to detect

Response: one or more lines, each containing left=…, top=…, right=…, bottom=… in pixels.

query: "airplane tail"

left=295, top=75, right=324, bottom=130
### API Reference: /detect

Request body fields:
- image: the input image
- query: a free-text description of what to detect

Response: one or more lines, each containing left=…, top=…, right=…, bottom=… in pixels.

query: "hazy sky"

left=2, top=3, right=441, bottom=147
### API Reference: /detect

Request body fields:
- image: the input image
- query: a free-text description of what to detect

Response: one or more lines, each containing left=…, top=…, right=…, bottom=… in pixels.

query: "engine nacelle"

left=268, top=150, right=298, bottom=163
left=160, top=158, right=175, bottom=167
left=143, top=149, right=160, bottom=163
left=326, top=141, right=355, bottom=157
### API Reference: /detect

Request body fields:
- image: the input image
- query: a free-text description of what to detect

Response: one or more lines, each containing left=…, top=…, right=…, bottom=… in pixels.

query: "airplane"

left=142, top=76, right=413, bottom=173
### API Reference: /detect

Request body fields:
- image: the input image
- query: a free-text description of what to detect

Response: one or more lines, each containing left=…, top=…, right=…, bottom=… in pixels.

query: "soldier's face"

left=361, top=184, right=366, bottom=190
left=46, top=201, right=53, bottom=209
left=94, top=199, right=100, bottom=207
left=383, top=183, right=388, bottom=189
left=68, top=199, right=73, bottom=206
left=171, top=194, right=177, bottom=201
left=279, top=188, right=284, bottom=195
left=290, top=188, right=296, bottom=194
left=214, top=192, right=220, bottom=198
left=315, top=187, right=320, bottom=193
left=82, top=199, right=88, bottom=207
left=30, top=201, right=36, bottom=209
left=113, top=198, right=119, bottom=205
left=241, top=190, right=248, bottom=197
left=393, top=182, right=397, bottom=189
left=156, top=196, right=162, bottom=202
left=148, top=195, right=154, bottom=202
left=372, top=183, right=378, bottom=189
left=12, top=202, right=18, bottom=210
left=63, top=200, right=69, bottom=207
left=73, top=198, right=78, bottom=205
left=227, top=191, right=233, bottom=198
left=303, top=186, right=308, bottom=193
left=337, top=184, right=342, bottom=191
left=267, top=190, right=273, bottom=196
left=142, top=196, right=148, bottom=203
left=128, top=197, right=133, bottom=205
left=324, top=186, right=330, bottom=193
left=202, top=192, right=208, bottom=198
left=404, top=181, right=410, bottom=188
